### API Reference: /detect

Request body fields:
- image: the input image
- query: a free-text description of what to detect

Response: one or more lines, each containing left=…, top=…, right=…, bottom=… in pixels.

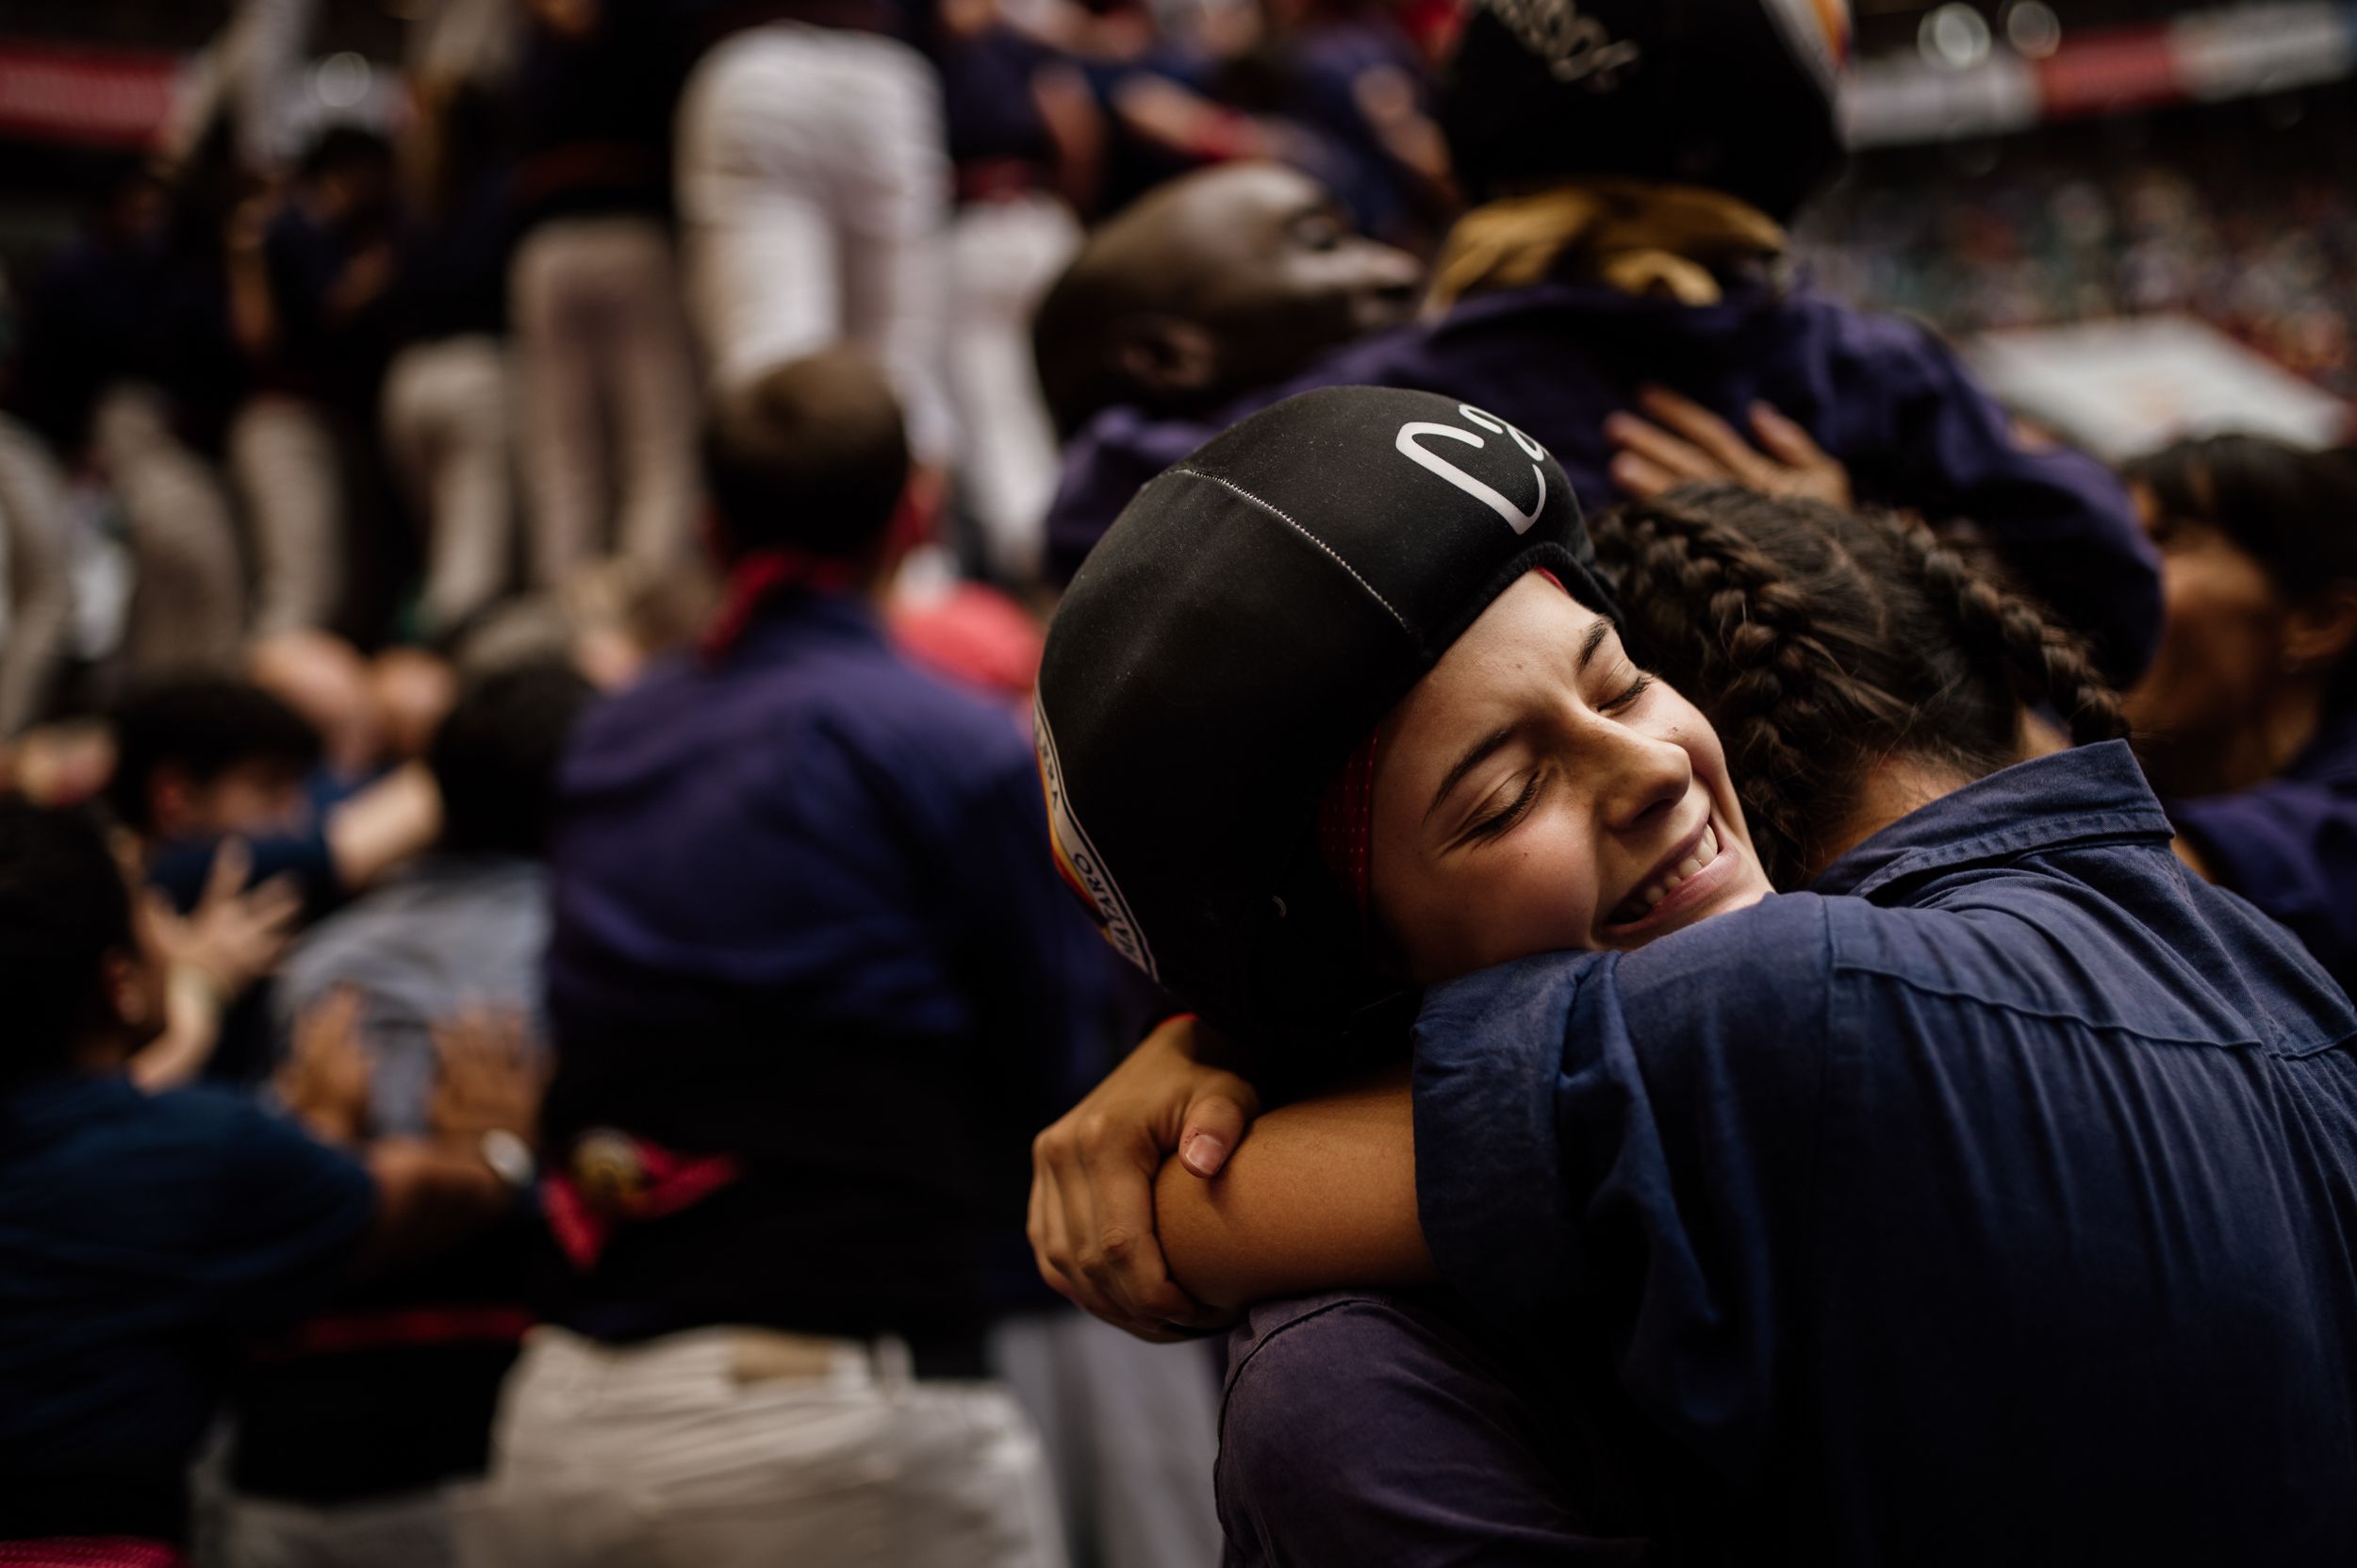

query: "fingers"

left=302, top=985, right=364, bottom=1053
left=1602, top=409, right=1729, bottom=493
left=1608, top=449, right=1680, bottom=501
left=1178, top=1084, right=1254, bottom=1177
left=200, top=838, right=253, bottom=912
left=1071, top=1117, right=1213, bottom=1336
left=1634, top=386, right=1769, bottom=481
left=1747, top=401, right=1854, bottom=508
left=244, top=873, right=304, bottom=928
left=1747, top=400, right=1824, bottom=466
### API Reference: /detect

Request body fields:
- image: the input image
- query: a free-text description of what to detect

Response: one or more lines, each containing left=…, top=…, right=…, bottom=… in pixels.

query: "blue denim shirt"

left=1411, top=741, right=2357, bottom=1564
left=1047, top=278, right=2162, bottom=686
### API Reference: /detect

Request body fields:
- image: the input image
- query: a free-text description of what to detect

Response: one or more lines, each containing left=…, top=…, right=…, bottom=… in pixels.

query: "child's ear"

left=2284, top=583, right=2357, bottom=677
left=101, top=948, right=149, bottom=1032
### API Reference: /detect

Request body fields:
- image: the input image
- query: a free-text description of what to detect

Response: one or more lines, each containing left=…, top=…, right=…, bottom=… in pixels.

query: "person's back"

left=544, top=599, right=1089, bottom=1337
left=470, top=349, right=1096, bottom=1568
left=1419, top=742, right=2357, bottom=1562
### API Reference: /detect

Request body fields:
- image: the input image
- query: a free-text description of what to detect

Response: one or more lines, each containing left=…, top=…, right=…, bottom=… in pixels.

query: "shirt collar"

left=725, top=588, right=888, bottom=663
left=1811, top=740, right=2175, bottom=900
left=2290, top=705, right=2357, bottom=787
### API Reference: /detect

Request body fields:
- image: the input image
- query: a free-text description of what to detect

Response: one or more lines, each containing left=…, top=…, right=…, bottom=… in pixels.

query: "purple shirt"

left=1047, top=277, right=2162, bottom=687
left=2167, top=705, right=2357, bottom=994
left=1218, top=1290, right=1654, bottom=1565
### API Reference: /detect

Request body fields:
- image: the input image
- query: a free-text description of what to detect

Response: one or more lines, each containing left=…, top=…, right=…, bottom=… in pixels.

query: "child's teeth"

left=1676, top=856, right=1702, bottom=878
left=1642, top=883, right=1665, bottom=907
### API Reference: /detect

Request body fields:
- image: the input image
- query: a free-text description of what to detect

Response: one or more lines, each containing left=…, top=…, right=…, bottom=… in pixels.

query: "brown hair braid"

left=1591, top=485, right=2126, bottom=887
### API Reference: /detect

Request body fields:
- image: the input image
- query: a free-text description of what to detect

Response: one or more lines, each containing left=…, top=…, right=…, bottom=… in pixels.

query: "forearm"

left=225, top=252, right=277, bottom=357
left=325, top=763, right=441, bottom=892
left=127, top=965, right=229, bottom=1091
left=1155, top=1068, right=1433, bottom=1312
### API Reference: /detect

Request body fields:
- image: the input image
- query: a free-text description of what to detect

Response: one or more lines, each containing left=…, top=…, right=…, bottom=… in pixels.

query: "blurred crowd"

left=0, top=0, right=2353, bottom=1564
left=0, top=0, right=1458, bottom=748
left=1802, top=98, right=2357, bottom=396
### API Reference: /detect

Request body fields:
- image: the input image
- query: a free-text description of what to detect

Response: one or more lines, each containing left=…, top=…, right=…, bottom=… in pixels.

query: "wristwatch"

left=479, top=1129, right=538, bottom=1190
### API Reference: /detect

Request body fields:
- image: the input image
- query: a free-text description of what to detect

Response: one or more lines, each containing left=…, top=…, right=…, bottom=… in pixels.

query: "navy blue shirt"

left=1046, top=278, right=2162, bottom=686
left=147, top=830, right=344, bottom=1087
left=0, top=1074, right=373, bottom=1537
left=2169, top=705, right=2357, bottom=996
left=1411, top=741, right=2357, bottom=1564
left=542, top=592, right=1113, bottom=1340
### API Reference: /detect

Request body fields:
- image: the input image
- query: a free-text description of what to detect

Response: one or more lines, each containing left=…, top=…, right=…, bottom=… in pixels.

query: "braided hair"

left=1591, top=486, right=2127, bottom=887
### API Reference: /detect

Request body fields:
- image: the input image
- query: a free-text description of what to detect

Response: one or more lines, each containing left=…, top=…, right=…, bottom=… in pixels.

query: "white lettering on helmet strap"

left=1036, top=695, right=1158, bottom=982
left=1477, top=0, right=1642, bottom=89
left=1395, top=404, right=1550, bottom=535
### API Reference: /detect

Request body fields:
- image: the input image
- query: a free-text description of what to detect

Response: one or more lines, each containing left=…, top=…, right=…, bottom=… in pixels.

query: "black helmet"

left=1035, top=386, right=1615, bottom=1043
left=1442, top=0, right=1850, bottom=221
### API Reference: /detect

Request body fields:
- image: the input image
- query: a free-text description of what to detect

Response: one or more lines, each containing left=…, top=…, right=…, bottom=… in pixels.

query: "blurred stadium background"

left=0, top=0, right=2349, bottom=451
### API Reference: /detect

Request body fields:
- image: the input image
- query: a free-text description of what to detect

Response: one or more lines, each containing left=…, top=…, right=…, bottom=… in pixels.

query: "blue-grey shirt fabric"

left=275, top=854, right=552, bottom=1135
left=1411, top=740, right=2357, bottom=1563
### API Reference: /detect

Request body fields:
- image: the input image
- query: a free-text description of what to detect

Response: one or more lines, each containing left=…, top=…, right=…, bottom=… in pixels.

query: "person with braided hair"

left=1590, top=485, right=2128, bottom=888
left=1027, top=389, right=2357, bottom=1565
left=1606, top=399, right=2357, bottom=994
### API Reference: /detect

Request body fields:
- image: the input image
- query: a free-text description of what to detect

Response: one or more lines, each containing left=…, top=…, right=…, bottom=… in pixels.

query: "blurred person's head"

left=87, top=157, right=166, bottom=248
left=1032, top=163, right=1423, bottom=436
left=0, top=801, right=166, bottom=1083
left=296, top=124, right=398, bottom=229
left=106, top=678, right=322, bottom=845
left=372, top=648, right=460, bottom=764
left=703, top=348, right=913, bottom=573
left=429, top=662, right=598, bottom=860
left=2118, top=435, right=2357, bottom=796
left=1440, top=0, right=1848, bottom=221
left=524, top=0, right=601, bottom=37
left=248, top=631, right=384, bottom=777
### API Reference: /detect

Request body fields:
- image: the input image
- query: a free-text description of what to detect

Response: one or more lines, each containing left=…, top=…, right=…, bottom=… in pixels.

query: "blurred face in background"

left=1180, top=164, right=1422, bottom=389
left=2124, top=479, right=2357, bottom=796
left=153, top=760, right=310, bottom=845
left=1126, top=164, right=1423, bottom=410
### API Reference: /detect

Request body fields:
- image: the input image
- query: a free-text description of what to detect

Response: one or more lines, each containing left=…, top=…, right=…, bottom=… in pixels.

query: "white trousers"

left=459, top=1327, right=1066, bottom=1568
left=511, top=216, right=702, bottom=591
left=990, top=1311, right=1222, bottom=1568
left=676, top=25, right=956, bottom=466
left=227, top=392, right=343, bottom=635
left=209, top=1484, right=469, bottom=1568
left=383, top=334, right=516, bottom=635
left=0, top=415, right=74, bottom=734
left=93, top=386, right=246, bottom=671
left=947, top=194, right=1081, bottom=584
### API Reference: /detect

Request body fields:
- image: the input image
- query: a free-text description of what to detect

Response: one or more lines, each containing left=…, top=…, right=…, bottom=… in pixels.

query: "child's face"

left=1370, top=574, right=1772, bottom=984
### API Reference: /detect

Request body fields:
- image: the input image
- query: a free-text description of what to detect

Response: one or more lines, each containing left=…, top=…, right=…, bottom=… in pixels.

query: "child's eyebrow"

left=1428, top=724, right=1519, bottom=824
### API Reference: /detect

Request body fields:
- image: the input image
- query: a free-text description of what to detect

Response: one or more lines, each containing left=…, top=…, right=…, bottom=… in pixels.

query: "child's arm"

left=1154, top=1065, right=1434, bottom=1312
